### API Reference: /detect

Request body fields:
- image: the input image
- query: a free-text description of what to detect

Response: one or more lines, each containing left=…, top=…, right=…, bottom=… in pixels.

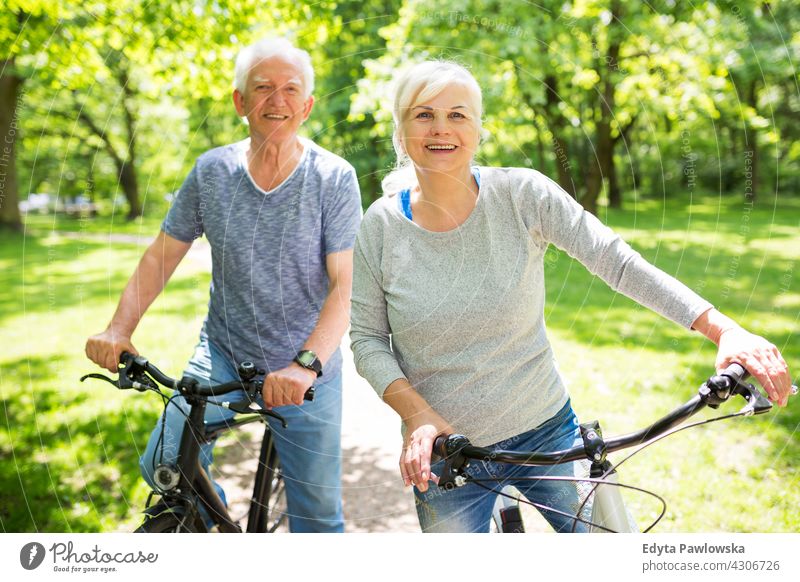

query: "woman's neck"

left=414, top=166, right=477, bottom=205
left=411, top=165, right=479, bottom=231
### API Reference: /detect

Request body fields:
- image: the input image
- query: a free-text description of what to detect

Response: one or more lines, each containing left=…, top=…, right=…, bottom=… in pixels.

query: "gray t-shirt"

left=163, top=137, right=362, bottom=378
left=350, top=167, right=713, bottom=446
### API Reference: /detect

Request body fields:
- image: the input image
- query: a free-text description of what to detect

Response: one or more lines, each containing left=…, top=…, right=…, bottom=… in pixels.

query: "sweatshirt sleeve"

left=520, top=169, right=713, bottom=329
left=349, top=207, right=408, bottom=398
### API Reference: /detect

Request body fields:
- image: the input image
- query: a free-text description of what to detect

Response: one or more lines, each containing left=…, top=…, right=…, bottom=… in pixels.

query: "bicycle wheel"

left=249, top=428, right=288, bottom=532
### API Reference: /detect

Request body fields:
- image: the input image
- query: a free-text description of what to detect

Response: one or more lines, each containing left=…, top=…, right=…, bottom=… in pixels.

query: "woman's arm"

left=383, top=379, right=454, bottom=492
left=524, top=171, right=792, bottom=406
left=350, top=213, right=455, bottom=491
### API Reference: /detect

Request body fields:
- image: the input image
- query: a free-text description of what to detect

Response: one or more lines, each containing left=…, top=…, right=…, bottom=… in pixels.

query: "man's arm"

left=85, top=231, right=192, bottom=371
left=261, top=249, right=354, bottom=407
left=303, top=249, right=354, bottom=365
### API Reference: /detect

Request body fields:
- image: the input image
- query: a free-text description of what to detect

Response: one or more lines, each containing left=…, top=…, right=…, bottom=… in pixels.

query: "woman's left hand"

left=716, top=327, right=792, bottom=407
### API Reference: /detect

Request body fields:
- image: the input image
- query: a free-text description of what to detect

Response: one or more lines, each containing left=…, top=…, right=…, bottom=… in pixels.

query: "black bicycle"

left=432, top=363, right=795, bottom=533
left=81, top=352, right=313, bottom=533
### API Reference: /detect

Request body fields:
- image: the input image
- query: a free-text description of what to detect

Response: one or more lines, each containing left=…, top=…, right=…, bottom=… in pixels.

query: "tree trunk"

left=582, top=1, right=622, bottom=214
left=119, top=161, right=141, bottom=219
left=117, top=62, right=142, bottom=220
left=745, top=80, right=759, bottom=203
left=608, top=157, right=621, bottom=208
left=541, top=74, right=577, bottom=198
left=0, top=59, right=23, bottom=231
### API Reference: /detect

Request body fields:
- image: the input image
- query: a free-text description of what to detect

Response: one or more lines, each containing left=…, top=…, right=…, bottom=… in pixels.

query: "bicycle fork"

left=588, top=470, right=638, bottom=533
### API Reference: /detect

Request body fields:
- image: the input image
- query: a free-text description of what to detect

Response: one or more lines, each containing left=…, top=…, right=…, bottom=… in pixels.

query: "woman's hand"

left=693, top=309, right=793, bottom=407
left=400, top=410, right=455, bottom=493
left=716, top=327, right=792, bottom=407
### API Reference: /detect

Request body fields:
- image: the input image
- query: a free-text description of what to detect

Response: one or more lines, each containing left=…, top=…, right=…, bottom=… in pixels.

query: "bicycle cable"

left=467, top=474, right=667, bottom=533
left=570, top=409, right=749, bottom=532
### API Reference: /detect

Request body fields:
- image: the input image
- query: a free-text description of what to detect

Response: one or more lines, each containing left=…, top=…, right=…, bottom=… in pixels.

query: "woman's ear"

left=393, top=131, right=406, bottom=156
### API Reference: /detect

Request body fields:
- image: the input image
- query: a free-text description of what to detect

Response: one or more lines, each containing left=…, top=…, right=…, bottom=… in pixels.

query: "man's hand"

left=262, top=363, right=317, bottom=407
left=85, top=328, right=138, bottom=373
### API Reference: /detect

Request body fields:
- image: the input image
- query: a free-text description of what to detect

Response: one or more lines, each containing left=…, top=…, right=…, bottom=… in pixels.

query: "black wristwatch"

left=294, top=350, right=323, bottom=377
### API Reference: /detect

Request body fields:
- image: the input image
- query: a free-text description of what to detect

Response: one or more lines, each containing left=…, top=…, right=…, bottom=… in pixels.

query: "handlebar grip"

left=721, top=362, right=750, bottom=384
left=433, top=435, right=449, bottom=457
left=304, top=387, right=315, bottom=402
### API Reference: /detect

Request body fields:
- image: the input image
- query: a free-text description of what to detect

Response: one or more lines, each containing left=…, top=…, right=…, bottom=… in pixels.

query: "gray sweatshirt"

left=350, top=167, right=712, bottom=446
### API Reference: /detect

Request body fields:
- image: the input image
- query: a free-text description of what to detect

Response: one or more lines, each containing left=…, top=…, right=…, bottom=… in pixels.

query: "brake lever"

left=221, top=399, right=288, bottom=428
left=436, top=434, right=471, bottom=488
left=80, top=373, right=121, bottom=389
left=732, top=380, right=773, bottom=416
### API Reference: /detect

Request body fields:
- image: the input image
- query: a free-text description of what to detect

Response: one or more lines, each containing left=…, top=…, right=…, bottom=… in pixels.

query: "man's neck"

left=246, top=135, right=305, bottom=191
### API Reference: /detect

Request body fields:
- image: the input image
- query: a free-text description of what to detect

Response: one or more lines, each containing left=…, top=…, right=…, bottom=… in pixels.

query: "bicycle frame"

left=150, top=394, right=279, bottom=533
left=155, top=394, right=239, bottom=532
left=82, top=353, right=296, bottom=533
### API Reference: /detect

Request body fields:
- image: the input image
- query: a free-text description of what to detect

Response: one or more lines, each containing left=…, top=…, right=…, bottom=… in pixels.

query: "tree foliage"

left=1, top=0, right=798, bottom=229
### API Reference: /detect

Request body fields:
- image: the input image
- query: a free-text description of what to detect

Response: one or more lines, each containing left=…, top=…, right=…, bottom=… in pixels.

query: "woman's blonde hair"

left=382, top=60, right=483, bottom=195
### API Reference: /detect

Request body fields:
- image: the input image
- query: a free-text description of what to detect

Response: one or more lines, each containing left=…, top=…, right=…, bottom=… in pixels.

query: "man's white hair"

left=234, top=37, right=315, bottom=97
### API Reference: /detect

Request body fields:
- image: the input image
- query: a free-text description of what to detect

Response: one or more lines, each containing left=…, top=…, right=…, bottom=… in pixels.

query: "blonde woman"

left=349, top=61, right=792, bottom=533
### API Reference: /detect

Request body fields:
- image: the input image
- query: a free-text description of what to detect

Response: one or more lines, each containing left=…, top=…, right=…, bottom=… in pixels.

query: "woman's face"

left=399, top=83, right=480, bottom=175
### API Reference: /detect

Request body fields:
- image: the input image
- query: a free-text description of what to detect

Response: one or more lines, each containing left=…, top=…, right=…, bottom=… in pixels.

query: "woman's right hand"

left=400, top=410, right=455, bottom=493
left=85, top=328, right=138, bottom=373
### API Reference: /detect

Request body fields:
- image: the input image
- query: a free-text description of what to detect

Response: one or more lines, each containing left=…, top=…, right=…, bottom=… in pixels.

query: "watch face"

left=297, top=351, right=316, bottom=366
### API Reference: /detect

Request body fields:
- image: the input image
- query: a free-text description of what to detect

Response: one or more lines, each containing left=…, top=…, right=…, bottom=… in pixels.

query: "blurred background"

left=0, top=0, right=798, bottom=532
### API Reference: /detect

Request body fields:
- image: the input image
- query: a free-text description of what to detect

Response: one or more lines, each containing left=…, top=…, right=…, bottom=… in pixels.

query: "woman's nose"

left=430, top=116, right=450, bottom=135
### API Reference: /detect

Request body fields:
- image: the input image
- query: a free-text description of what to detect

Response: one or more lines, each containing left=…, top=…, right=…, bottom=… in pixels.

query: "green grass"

left=1, top=193, right=798, bottom=532
left=0, top=227, right=209, bottom=532
left=22, top=212, right=165, bottom=238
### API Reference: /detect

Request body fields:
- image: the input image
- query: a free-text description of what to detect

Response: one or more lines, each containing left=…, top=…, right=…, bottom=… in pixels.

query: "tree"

left=0, top=2, right=64, bottom=230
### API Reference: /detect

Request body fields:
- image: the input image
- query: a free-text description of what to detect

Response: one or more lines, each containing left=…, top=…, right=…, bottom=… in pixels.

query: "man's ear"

left=233, top=89, right=246, bottom=117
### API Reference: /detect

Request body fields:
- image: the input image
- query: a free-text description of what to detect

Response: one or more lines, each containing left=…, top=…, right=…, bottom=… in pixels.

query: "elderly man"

left=85, top=38, right=362, bottom=532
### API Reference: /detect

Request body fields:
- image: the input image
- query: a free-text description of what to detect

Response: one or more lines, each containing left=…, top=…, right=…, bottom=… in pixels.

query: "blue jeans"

left=414, top=400, right=591, bottom=533
left=139, top=337, right=344, bottom=533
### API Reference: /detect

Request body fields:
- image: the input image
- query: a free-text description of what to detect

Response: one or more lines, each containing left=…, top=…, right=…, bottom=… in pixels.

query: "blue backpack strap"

left=471, top=166, right=481, bottom=187
left=399, top=188, right=413, bottom=220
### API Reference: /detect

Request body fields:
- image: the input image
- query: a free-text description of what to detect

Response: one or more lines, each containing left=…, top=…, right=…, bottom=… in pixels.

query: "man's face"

left=233, top=55, right=314, bottom=143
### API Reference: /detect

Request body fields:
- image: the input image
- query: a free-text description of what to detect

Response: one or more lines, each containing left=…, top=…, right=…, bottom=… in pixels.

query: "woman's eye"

left=416, top=111, right=432, bottom=119
left=450, top=112, right=466, bottom=119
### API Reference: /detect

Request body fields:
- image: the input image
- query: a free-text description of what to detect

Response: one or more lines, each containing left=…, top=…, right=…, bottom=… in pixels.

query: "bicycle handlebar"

left=433, top=362, right=775, bottom=468
left=115, top=352, right=314, bottom=401
left=80, top=352, right=316, bottom=428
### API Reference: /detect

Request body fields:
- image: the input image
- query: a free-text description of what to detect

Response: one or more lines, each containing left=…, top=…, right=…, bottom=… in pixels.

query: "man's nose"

left=267, top=90, right=286, bottom=106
